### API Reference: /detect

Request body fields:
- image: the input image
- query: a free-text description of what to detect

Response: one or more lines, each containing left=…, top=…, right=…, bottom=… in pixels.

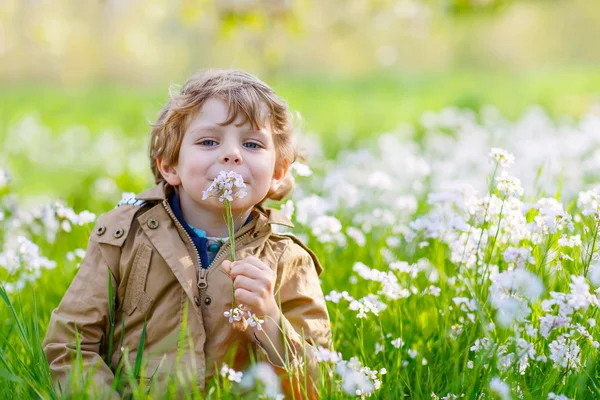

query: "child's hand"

left=221, top=256, right=281, bottom=319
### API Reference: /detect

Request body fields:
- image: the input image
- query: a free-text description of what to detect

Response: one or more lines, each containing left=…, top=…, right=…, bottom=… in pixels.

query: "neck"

left=177, top=188, right=252, bottom=237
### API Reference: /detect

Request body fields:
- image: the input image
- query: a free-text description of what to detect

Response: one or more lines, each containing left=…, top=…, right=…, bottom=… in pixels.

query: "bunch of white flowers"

left=202, top=170, right=247, bottom=202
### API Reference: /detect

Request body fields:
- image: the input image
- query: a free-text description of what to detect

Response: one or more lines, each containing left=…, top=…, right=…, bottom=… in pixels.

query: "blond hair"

left=149, top=69, right=298, bottom=202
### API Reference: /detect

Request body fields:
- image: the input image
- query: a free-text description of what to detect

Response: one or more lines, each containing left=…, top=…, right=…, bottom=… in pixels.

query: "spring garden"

left=3, top=1, right=600, bottom=399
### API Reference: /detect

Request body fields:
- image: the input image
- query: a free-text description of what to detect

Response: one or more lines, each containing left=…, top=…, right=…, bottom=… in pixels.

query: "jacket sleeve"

left=255, top=240, right=332, bottom=399
left=42, top=235, right=120, bottom=400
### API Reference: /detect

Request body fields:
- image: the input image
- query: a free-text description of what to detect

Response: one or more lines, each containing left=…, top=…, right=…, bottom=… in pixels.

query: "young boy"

left=43, top=69, right=332, bottom=399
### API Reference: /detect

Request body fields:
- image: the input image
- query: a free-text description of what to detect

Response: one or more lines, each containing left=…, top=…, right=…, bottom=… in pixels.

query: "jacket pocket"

left=123, top=244, right=154, bottom=315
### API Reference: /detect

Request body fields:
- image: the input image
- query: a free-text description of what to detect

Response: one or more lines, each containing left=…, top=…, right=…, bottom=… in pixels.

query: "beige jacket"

left=43, top=182, right=331, bottom=398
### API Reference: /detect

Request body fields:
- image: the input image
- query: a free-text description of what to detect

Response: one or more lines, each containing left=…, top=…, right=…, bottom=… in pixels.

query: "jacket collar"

left=136, top=182, right=295, bottom=228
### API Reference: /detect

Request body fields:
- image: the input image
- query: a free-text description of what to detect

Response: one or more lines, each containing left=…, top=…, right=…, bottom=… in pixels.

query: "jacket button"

left=114, top=229, right=124, bottom=238
left=96, top=226, right=106, bottom=236
left=204, top=296, right=212, bottom=305
left=194, top=296, right=201, bottom=307
left=147, top=218, right=159, bottom=229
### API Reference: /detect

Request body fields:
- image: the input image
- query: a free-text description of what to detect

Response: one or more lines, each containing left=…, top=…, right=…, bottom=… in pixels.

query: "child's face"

left=160, top=96, right=285, bottom=213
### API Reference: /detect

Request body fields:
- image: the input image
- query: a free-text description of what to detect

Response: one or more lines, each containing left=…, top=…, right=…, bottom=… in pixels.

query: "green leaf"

left=0, top=368, right=23, bottom=383
left=133, top=319, right=147, bottom=379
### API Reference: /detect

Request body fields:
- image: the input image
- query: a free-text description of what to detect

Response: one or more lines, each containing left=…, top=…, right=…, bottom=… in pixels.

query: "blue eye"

left=199, top=140, right=218, bottom=146
left=244, top=142, right=262, bottom=149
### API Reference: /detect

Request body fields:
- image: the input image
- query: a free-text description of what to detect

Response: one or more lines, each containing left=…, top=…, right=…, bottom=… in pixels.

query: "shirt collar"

left=168, top=190, right=253, bottom=241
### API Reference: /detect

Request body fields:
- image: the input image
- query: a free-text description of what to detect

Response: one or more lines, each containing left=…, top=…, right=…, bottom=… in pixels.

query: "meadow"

left=2, top=72, right=600, bottom=399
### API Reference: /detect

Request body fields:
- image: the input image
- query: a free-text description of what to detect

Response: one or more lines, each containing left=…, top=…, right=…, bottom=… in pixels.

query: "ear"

left=268, top=160, right=290, bottom=196
left=157, top=157, right=182, bottom=186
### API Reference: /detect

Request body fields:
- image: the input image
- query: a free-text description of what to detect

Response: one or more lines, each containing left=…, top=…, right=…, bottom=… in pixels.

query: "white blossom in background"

left=489, top=376, right=511, bottom=400
left=549, top=335, right=581, bottom=371
left=66, top=248, right=86, bottom=263
left=547, top=394, right=572, bottom=400
left=577, top=188, right=600, bottom=217
left=314, top=346, right=342, bottom=363
left=294, top=195, right=332, bottom=225
left=220, top=363, right=243, bottom=383
left=588, top=261, right=600, bottom=286
left=495, top=172, right=524, bottom=198
left=349, top=295, right=387, bottom=318
left=489, top=269, right=544, bottom=327
left=325, top=290, right=355, bottom=303
left=0, top=236, right=56, bottom=293
left=488, top=148, right=515, bottom=168
left=502, top=247, right=534, bottom=268
left=557, top=235, right=582, bottom=248
left=290, top=162, right=312, bottom=177
left=531, top=198, right=574, bottom=235
left=0, top=169, right=10, bottom=189
left=280, top=199, right=294, bottom=220
left=239, top=362, right=283, bottom=400
left=310, top=215, right=346, bottom=245
left=346, top=226, right=366, bottom=247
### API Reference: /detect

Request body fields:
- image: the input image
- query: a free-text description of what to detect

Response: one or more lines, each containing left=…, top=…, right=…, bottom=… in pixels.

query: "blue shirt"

left=168, top=191, right=252, bottom=268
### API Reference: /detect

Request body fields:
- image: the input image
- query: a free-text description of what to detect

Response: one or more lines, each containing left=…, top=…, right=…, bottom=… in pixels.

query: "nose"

left=219, top=144, right=243, bottom=165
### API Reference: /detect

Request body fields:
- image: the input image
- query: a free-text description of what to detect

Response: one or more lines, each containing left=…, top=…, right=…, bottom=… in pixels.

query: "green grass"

left=2, top=68, right=600, bottom=157
left=2, top=71, right=600, bottom=398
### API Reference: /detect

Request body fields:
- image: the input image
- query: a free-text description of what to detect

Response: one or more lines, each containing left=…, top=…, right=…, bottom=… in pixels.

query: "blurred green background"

left=1, top=0, right=600, bottom=198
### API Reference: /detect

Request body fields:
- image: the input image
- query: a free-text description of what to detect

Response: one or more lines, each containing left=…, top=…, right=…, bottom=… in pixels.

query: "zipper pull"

left=198, top=268, right=208, bottom=289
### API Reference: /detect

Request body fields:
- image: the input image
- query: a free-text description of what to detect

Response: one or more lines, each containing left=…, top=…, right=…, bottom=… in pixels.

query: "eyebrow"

left=191, top=124, right=269, bottom=137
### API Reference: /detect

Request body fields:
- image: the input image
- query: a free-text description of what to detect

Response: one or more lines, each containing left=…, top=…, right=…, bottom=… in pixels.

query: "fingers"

left=242, top=256, right=270, bottom=271
left=233, top=275, right=262, bottom=292
left=221, top=260, right=232, bottom=274
left=233, top=287, right=255, bottom=307
left=229, top=260, right=274, bottom=281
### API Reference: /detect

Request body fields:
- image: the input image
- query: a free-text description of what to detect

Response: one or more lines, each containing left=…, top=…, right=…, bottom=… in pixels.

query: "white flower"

left=314, top=346, right=342, bottom=363
left=539, top=315, right=571, bottom=339
left=577, top=188, right=600, bottom=217
left=240, top=362, right=283, bottom=399
left=547, top=393, right=572, bottom=400
left=495, top=172, right=524, bottom=198
left=470, top=338, right=492, bottom=353
left=532, top=198, right=573, bottom=234
left=588, top=261, right=600, bottom=286
left=310, top=215, right=346, bottom=245
left=346, top=226, right=366, bottom=247
left=549, top=335, right=581, bottom=371
left=467, top=360, right=474, bottom=369
left=220, top=363, right=243, bottom=383
left=247, top=311, right=264, bottom=331
left=280, top=199, right=295, bottom=220
left=0, top=168, right=10, bottom=189
left=489, top=268, right=544, bottom=327
left=408, top=349, right=418, bottom=359
left=557, top=235, right=581, bottom=248
left=202, top=170, right=247, bottom=202
left=224, top=304, right=245, bottom=323
left=290, top=162, right=312, bottom=177
left=489, top=376, right=511, bottom=400
left=325, top=290, right=354, bottom=303
left=349, top=295, right=386, bottom=318
left=502, top=247, right=534, bottom=268
left=489, top=148, right=515, bottom=168
left=391, top=338, right=404, bottom=348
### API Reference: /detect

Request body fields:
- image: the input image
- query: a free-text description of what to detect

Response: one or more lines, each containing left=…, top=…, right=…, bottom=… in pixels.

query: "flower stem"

left=224, top=199, right=236, bottom=309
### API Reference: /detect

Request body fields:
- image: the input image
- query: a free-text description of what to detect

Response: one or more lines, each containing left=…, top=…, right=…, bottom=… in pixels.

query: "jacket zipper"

left=163, top=199, right=258, bottom=293
left=210, top=230, right=253, bottom=273
left=162, top=199, right=203, bottom=283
